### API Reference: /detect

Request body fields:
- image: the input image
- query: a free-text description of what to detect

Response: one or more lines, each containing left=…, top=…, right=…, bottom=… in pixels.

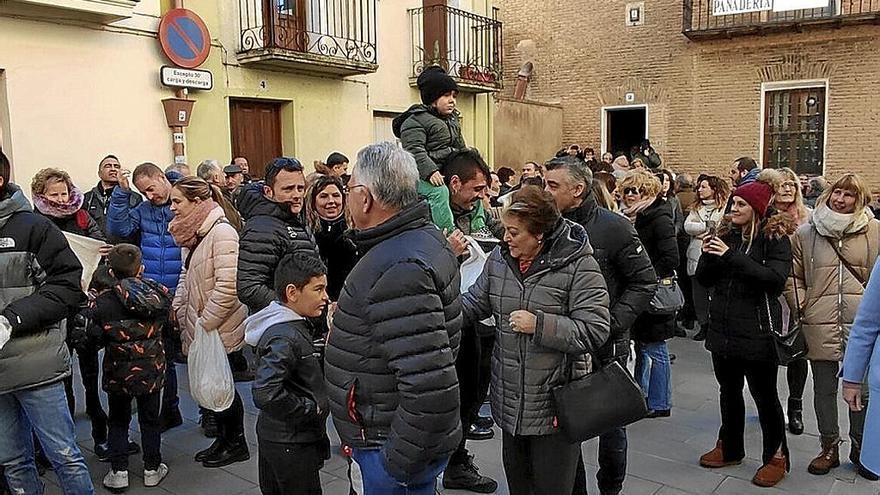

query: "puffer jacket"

left=564, top=192, right=656, bottom=361
left=632, top=197, right=680, bottom=343
left=684, top=201, right=725, bottom=276
left=87, top=277, right=170, bottom=396
left=84, top=183, right=143, bottom=243
left=696, top=214, right=794, bottom=362
left=314, top=215, right=358, bottom=302
left=107, top=182, right=181, bottom=292
left=174, top=207, right=247, bottom=354
left=785, top=206, right=880, bottom=362
left=324, top=201, right=462, bottom=483
left=249, top=302, right=329, bottom=444
left=0, top=184, right=84, bottom=394
left=392, top=104, right=466, bottom=180
left=236, top=182, right=318, bottom=314
left=461, top=219, right=611, bottom=436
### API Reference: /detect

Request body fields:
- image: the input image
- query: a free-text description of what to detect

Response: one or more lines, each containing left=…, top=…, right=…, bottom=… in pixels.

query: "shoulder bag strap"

left=823, top=236, right=867, bottom=288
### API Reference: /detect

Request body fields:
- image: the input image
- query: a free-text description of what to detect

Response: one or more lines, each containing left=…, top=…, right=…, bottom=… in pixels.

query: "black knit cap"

left=417, top=66, right=458, bottom=105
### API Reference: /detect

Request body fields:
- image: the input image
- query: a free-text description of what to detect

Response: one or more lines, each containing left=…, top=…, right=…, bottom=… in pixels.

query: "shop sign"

left=713, top=0, right=772, bottom=15
left=161, top=66, right=213, bottom=90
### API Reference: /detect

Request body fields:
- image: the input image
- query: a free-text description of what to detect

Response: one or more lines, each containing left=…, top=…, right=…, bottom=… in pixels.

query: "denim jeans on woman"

left=0, top=382, right=96, bottom=494
left=635, top=341, right=672, bottom=411
left=352, top=448, right=447, bottom=495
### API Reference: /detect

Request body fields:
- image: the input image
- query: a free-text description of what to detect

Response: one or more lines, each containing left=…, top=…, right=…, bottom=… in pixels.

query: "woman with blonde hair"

left=31, top=168, right=105, bottom=241
left=169, top=177, right=250, bottom=469
left=785, top=173, right=880, bottom=479
left=620, top=170, right=679, bottom=418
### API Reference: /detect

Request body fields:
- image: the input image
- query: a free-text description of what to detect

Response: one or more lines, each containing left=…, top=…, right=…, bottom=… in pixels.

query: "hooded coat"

left=0, top=184, right=84, bottom=394
left=785, top=205, right=880, bottom=362
left=236, top=182, right=318, bottom=314
left=461, top=219, right=611, bottom=436
left=87, top=277, right=170, bottom=396
left=324, top=201, right=462, bottom=483
left=696, top=214, right=794, bottom=362
left=173, top=206, right=247, bottom=354
left=392, top=104, right=466, bottom=181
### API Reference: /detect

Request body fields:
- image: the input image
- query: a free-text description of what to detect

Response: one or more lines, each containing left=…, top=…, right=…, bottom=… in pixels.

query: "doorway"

left=603, top=106, right=647, bottom=158
left=230, top=99, right=285, bottom=179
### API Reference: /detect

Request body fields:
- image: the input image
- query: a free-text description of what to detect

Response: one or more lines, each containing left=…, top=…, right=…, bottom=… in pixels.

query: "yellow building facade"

left=0, top=0, right=500, bottom=190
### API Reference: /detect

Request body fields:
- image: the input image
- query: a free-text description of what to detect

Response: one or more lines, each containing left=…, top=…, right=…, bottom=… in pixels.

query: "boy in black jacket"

left=86, top=244, right=172, bottom=491
left=246, top=252, right=331, bottom=495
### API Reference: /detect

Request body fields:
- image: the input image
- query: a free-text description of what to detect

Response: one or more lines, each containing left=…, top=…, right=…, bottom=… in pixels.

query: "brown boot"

left=700, top=440, right=743, bottom=468
left=807, top=438, right=840, bottom=475
left=753, top=451, right=787, bottom=487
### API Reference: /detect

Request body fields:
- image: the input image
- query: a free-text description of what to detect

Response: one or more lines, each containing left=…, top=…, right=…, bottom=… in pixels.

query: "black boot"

left=442, top=453, right=498, bottom=493
left=200, top=410, right=219, bottom=438
left=787, top=398, right=804, bottom=435
left=202, top=437, right=250, bottom=468
left=194, top=439, right=225, bottom=462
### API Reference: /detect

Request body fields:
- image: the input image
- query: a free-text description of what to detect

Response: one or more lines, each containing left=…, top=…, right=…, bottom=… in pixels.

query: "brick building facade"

left=496, top=0, right=880, bottom=181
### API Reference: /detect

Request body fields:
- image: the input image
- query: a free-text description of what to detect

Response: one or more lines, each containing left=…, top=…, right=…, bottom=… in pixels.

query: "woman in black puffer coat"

left=306, top=175, right=358, bottom=302
left=695, top=176, right=794, bottom=488
left=620, top=170, right=679, bottom=419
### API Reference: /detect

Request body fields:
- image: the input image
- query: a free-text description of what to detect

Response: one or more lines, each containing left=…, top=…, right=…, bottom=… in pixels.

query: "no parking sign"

left=158, top=8, right=211, bottom=69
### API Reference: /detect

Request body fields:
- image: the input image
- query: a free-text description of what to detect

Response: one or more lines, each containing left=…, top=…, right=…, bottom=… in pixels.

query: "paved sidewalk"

left=42, top=334, right=878, bottom=494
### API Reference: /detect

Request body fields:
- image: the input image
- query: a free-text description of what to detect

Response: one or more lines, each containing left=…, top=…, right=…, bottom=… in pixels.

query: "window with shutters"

left=762, top=84, right=826, bottom=176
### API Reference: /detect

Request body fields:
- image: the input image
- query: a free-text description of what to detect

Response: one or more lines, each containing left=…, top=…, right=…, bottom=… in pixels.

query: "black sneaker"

left=474, top=414, right=494, bottom=430
left=443, top=455, right=498, bottom=493
left=466, top=423, right=494, bottom=441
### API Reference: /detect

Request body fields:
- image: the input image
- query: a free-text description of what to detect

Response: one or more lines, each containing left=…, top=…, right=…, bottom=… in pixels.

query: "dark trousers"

left=502, top=431, right=580, bottom=495
left=108, top=391, right=162, bottom=472
left=258, top=441, right=323, bottom=495
left=572, top=427, right=628, bottom=495
left=712, top=354, right=787, bottom=464
left=161, top=328, right=180, bottom=418
left=452, top=325, right=493, bottom=462
left=76, top=345, right=108, bottom=444
left=216, top=390, right=245, bottom=443
left=786, top=358, right=808, bottom=401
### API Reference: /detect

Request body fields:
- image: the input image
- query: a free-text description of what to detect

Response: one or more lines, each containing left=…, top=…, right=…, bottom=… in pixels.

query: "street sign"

left=161, top=66, right=213, bottom=90
left=158, top=8, right=211, bottom=69
left=713, top=0, right=772, bottom=15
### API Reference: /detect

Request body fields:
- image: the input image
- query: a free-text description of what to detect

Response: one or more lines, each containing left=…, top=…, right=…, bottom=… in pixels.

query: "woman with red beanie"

left=694, top=171, right=795, bottom=487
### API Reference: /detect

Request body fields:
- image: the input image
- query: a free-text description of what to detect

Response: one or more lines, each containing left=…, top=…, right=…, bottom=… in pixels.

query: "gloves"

left=0, top=315, right=12, bottom=351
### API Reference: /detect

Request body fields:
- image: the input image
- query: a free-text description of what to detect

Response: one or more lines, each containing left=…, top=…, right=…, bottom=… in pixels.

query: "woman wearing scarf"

left=611, top=155, right=630, bottom=180
left=620, top=170, right=679, bottom=418
left=785, top=173, right=880, bottom=480
left=169, top=177, right=249, bottom=469
left=31, top=168, right=105, bottom=241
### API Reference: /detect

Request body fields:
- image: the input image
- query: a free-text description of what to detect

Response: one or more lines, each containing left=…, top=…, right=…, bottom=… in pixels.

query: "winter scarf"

left=33, top=186, right=84, bottom=218
left=812, top=201, right=872, bottom=239
left=621, top=197, right=655, bottom=223
left=774, top=200, right=810, bottom=227
left=168, top=199, right=218, bottom=249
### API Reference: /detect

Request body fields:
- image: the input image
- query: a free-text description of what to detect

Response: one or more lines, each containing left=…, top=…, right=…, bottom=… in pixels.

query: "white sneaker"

left=143, top=463, right=169, bottom=487
left=103, top=469, right=129, bottom=491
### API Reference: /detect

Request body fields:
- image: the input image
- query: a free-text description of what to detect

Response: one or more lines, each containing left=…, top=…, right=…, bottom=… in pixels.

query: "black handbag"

left=768, top=272, right=808, bottom=365
left=551, top=348, right=648, bottom=443
left=648, top=276, right=685, bottom=315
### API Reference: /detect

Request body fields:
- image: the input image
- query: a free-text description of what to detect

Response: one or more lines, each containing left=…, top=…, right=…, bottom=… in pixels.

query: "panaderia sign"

left=713, top=0, right=828, bottom=15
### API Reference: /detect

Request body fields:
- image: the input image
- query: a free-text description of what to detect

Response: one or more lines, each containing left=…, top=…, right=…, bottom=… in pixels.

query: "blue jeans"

left=0, top=382, right=96, bottom=494
left=352, top=448, right=447, bottom=495
left=635, top=341, right=671, bottom=411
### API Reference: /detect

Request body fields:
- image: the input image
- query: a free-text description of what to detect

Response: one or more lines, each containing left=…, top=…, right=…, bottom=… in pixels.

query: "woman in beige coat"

left=786, top=173, right=880, bottom=479
left=169, top=177, right=249, bottom=469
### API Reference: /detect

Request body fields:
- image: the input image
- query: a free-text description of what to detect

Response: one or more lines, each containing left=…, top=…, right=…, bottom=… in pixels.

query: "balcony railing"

left=408, top=4, right=503, bottom=92
left=683, top=0, right=880, bottom=39
left=238, top=0, right=378, bottom=76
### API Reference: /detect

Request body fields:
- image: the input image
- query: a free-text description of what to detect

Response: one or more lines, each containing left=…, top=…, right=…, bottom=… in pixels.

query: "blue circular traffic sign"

left=159, top=9, right=211, bottom=69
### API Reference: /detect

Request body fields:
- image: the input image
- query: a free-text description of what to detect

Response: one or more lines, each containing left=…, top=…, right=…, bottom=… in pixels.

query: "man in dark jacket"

left=107, top=162, right=182, bottom=431
left=726, top=156, right=761, bottom=212
left=0, top=151, right=96, bottom=494
left=84, top=155, right=143, bottom=243
left=631, top=139, right=662, bottom=170
left=236, top=157, right=318, bottom=315
left=545, top=155, right=658, bottom=495
left=325, top=142, right=462, bottom=493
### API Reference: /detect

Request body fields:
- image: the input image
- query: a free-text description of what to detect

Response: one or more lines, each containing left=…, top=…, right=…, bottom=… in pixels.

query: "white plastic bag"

left=459, top=236, right=495, bottom=326
left=188, top=321, right=235, bottom=412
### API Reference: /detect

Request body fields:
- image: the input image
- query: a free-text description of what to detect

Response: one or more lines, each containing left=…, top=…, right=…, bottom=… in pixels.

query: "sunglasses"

left=623, top=187, right=643, bottom=195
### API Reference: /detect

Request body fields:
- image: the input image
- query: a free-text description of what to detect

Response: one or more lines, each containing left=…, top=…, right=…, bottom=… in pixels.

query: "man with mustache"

left=236, top=157, right=318, bottom=314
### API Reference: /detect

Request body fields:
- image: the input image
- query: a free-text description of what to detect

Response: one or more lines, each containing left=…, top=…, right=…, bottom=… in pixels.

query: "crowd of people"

left=1, top=64, right=880, bottom=495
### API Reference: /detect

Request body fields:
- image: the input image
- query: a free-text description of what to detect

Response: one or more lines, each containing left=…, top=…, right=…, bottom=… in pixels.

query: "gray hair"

left=545, top=155, right=593, bottom=190
left=354, top=142, right=419, bottom=210
left=197, top=159, right=221, bottom=180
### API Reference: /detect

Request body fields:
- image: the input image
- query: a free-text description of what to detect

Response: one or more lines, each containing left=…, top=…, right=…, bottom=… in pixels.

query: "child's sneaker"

left=143, top=463, right=169, bottom=487
left=102, top=469, right=129, bottom=492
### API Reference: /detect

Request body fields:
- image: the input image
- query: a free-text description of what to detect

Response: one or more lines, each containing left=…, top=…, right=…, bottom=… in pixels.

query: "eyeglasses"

left=780, top=181, right=798, bottom=190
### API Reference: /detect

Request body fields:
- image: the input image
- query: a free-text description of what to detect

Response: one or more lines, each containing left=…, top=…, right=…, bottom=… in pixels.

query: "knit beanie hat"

left=417, top=66, right=458, bottom=105
left=733, top=180, right=774, bottom=219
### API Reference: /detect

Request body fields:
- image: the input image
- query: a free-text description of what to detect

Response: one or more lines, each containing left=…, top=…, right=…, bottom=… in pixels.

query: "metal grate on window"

left=763, top=87, right=825, bottom=176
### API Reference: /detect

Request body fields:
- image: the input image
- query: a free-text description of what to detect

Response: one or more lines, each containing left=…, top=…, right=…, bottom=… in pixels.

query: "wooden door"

left=265, top=0, right=308, bottom=51
left=230, top=99, right=284, bottom=180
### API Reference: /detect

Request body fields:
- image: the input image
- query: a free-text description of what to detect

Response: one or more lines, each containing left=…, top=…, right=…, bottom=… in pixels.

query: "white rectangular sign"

left=773, top=0, right=828, bottom=11
left=713, top=0, right=772, bottom=15
left=161, top=66, right=213, bottom=91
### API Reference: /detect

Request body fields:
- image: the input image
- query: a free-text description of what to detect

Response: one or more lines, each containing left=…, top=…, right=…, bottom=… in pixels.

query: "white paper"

left=63, top=232, right=105, bottom=292
left=773, top=0, right=829, bottom=11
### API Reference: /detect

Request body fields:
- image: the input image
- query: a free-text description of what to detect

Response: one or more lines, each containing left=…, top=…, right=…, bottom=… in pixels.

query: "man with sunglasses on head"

left=236, top=157, right=318, bottom=315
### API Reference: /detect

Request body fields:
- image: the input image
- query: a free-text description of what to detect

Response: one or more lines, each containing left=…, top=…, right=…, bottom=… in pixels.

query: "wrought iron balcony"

left=408, top=4, right=503, bottom=93
left=238, top=0, right=378, bottom=76
left=683, top=0, right=880, bottom=40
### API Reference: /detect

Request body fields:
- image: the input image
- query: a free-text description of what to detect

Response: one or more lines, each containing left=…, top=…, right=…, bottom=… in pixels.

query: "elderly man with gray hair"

left=325, top=142, right=463, bottom=494
left=197, top=159, right=224, bottom=188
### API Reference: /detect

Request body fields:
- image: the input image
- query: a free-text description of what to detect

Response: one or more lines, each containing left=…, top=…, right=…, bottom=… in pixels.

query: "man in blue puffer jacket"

left=107, top=162, right=183, bottom=431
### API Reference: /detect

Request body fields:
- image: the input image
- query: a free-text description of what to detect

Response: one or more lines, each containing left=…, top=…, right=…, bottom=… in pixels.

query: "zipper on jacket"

left=515, top=276, right=527, bottom=436
left=837, top=239, right=844, bottom=336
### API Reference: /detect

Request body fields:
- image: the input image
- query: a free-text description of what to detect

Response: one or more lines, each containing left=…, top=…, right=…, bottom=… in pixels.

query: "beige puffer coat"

left=785, top=209, right=880, bottom=362
left=173, top=206, right=247, bottom=354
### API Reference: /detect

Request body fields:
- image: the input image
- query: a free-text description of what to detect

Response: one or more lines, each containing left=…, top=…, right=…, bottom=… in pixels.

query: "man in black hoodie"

left=544, top=155, right=657, bottom=495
